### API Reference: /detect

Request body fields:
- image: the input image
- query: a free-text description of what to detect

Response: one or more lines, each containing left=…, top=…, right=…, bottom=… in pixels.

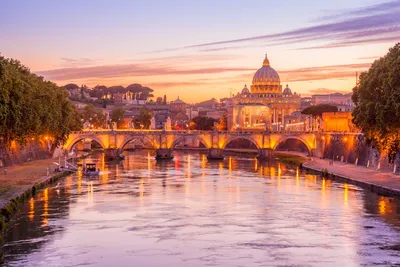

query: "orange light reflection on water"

left=29, top=197, right=35, bottom=221
left=42, top=188, right=49, bottom=227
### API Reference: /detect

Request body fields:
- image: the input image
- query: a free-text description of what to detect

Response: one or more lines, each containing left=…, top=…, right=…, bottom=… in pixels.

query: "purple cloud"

left=37, top=63, right=254, bottom=81
left=138, top=1, right=397, bottom=53
left=316, top=0, right=400, bottom=21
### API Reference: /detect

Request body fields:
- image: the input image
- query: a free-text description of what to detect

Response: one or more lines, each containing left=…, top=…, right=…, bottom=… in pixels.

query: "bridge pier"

left=207, top=148, right=224, bottom=160
left=155, top=148, right=174, bottom=160
left=257, top=148, right=274, bottom=161
left=104, top=148, right=124, bottom=161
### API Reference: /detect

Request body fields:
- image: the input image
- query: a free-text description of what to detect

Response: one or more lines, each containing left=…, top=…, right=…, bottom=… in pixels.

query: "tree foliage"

left=132, top=107, right=152, bottom=129
left=81, top=104, right=106, bottom=128
left=64, top=83, right=79, bottom=90
left=301, top=104, right=338, bottom=117
left=190, top=116, right=216, bottom=130
left=352, top=43, right=400, bottom=162
left=0, top=55, right=82, bottom=151
left=216, top=113, right=227, bottom=131
left=111, top=108, right=125, bottom=128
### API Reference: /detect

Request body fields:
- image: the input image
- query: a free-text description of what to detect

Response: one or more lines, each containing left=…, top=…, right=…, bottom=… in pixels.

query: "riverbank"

left=302, top=157, right=400, bottom=197
left=0, top=158, right=74, bottom=234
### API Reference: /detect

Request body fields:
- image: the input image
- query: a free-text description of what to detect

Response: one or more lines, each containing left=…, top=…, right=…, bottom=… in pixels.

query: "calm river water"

left=2, top=150, right=400, bottom=266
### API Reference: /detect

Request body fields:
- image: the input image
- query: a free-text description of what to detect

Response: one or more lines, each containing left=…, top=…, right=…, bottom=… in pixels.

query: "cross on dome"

left=263, top=53, right=270, bottom=66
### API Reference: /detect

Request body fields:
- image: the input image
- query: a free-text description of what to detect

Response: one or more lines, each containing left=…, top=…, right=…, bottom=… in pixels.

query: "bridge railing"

left=72, top=129, right=362, bottom=135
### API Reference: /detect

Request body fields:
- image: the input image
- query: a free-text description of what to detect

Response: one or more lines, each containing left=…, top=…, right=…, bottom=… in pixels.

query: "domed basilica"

left=227, top=54, right=301, bottom=131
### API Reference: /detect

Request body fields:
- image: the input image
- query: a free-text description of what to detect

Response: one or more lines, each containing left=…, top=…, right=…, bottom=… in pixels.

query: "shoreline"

left=301, top=159, right=400, bottom=197
left=0, top=169, right=73, bottom=264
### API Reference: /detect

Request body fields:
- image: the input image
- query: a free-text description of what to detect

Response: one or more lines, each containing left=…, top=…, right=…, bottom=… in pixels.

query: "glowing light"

left=88, top=181, right=94, bottom=203
left=201, top=154, right=206, bottom=169
left=42, top=188, right=49, bottom=227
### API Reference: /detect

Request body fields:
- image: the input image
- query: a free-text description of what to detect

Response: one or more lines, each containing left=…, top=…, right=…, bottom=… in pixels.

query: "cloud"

left=296, top=35, right=400, bottom=50
left=37, top=63, right=254, bottom=81
left=279, top=63, right=370, bottom=82
left=145, top=1, right=399, bottom=53
left=128, top=53, right=240, bottom=65
left=60, top=57, right=99, bottom=67
left=316, top=0, right=400, bottom=21
left=307, top=88, right=352, bottom=95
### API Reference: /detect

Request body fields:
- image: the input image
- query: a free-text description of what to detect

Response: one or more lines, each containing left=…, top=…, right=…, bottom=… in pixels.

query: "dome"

left=252, top=54, right=280, bottom=86
left=283, top=84, right=292, bottom=96
left=171, top=96, right=185, bottom=104
left=241, top=84, right=250, bottom=94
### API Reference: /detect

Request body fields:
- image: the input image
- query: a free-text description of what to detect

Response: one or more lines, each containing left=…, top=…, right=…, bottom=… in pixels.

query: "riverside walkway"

left=302, top=157, right=400, bottom=196
left=0, top=158, right=59, bottom=209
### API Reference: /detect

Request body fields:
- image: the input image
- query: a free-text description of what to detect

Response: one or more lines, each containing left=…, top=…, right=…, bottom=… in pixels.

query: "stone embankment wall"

left=0, top=141, right=50, bottom=167
left=322, top=134, right=400, bottom=173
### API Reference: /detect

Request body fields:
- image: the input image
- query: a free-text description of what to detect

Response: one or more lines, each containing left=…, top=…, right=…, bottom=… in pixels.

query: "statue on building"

left=165, top=116, right=172, bottom=131
left=150, top=116, right=156, bottom=129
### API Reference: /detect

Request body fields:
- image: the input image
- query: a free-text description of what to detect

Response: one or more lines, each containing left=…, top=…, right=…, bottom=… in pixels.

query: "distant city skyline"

left=1, top=0, right=399, bottom=102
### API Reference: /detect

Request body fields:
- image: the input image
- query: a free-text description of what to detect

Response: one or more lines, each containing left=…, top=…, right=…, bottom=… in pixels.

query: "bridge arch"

left=64, top=135, right=107, bottom=152
left=118, top=135, right=157, bottom=153
left=222, top=136, right=261, bottom=150
left=171, top=135, right=210, bottom=149
left=273, top=136, right=313, bottom=154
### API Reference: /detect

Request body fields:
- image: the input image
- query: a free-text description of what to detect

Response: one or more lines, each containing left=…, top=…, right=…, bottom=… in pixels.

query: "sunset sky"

left=1, top=0, right=399, bottom=102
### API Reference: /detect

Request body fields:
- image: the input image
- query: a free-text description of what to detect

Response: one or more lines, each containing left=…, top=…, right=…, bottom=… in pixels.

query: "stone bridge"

left=63, top=129, right=324, bottom=160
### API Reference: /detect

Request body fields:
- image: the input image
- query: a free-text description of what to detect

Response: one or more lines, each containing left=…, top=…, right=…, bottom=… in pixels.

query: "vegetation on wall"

left=352, top=42, right=400, bottom=162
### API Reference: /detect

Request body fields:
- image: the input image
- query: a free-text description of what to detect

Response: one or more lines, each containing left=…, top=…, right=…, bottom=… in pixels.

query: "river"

left=2, top=150, right=400, bottom=266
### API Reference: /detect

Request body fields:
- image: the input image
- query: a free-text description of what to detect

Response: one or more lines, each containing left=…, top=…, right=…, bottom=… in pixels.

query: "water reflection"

left=2, top=150, right=400, bottom=267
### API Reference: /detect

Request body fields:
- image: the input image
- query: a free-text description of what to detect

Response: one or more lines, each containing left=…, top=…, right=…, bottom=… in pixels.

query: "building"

left=170, top=97, right=186, bottom=113
left=311, top=92, right=353, bottom=106
left=227, top=54, right=301, bottom=131
left=146, top=103, right=170, bottom=129
left=169, top=97, right=188, bottom=127
left=186, top=106, right=199, bottom=120
left=321, top=112, right=358, bottom=132
left=206, top=109, right=226, bottom=120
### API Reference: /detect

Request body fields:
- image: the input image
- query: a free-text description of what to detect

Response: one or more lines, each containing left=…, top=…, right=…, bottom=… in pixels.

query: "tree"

left=216, top=113, right=227, bottom=131
left=81, top=104, right=106, bottom=128
left=190, top=116, right=216, bottom=130
left=132, top=108, right=152, bottom=129
left=64, top=83, right=79, bottom=90
left=111, top=108, right=125, bottom=128
left=352, top=42, right=400, bottom=162
left=301, top=104, right=338, bottom=117
left=0, top=55, right=82, bottom=154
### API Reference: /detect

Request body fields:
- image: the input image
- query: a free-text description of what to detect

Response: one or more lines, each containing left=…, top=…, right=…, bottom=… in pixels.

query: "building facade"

left=228, top=54, right=301, bottom=131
